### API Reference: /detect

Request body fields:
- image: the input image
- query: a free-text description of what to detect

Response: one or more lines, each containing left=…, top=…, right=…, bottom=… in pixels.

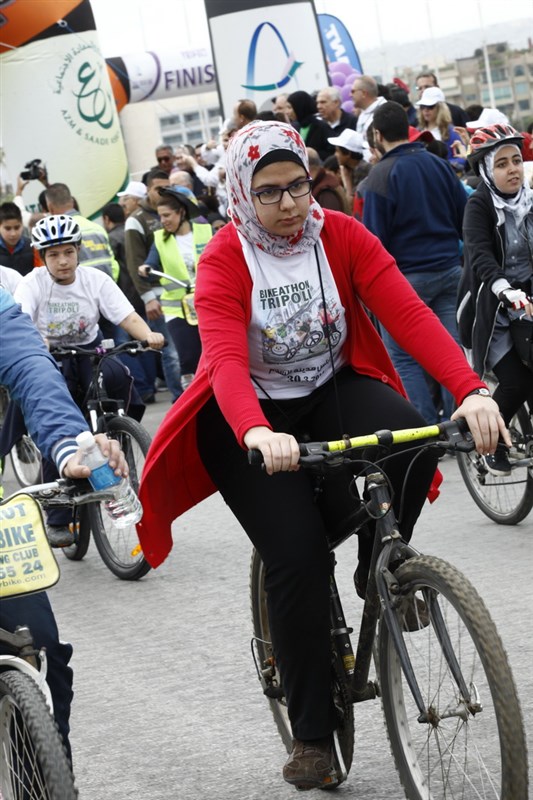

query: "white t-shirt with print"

left=15, top=265, right=134, bottom=346
left=241, top=237, right=348, bottom=399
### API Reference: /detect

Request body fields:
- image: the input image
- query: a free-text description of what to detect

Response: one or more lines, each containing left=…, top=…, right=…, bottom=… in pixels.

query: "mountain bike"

left=0, top=385, right=42, bottom=489
left=0, top=478, right=116, bottom=799
left=249, top=419, right=528, bottom=799
left=50, top=340, right=153, bottom=580
left=456, top=376, right=533, bottom=524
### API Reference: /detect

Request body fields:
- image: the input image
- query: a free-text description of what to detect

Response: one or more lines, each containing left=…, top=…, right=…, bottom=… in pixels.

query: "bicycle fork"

left=365, top=473, right=481, bottom=722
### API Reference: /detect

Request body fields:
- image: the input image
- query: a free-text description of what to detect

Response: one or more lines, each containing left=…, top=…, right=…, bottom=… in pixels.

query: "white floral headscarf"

left=225, top=120, right=324, bottom=256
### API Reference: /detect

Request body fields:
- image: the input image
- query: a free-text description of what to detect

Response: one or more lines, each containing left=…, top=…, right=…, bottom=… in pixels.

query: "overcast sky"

left=90, top=0, right=533, bottom=58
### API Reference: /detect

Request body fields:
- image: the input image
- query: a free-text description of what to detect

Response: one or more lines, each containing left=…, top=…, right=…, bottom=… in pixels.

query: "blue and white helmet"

left=31, top=215, right=82, bottom=250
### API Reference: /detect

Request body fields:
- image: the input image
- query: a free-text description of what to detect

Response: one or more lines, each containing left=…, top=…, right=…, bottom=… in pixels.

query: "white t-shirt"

left=175, top=231, right=195, bottom=281
left=241, top=238, right=348, bottom=399
left=14, top=265, right=133, bottom=346
left=0, top=264, right=22, bottom=295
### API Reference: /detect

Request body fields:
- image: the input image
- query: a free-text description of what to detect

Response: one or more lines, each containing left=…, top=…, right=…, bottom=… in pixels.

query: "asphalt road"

left=3, top=393, right=532, bottom=799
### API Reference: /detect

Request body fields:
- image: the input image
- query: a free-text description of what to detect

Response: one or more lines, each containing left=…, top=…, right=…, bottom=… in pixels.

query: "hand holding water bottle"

left=63, top=434, right=127, bottom=480
left=75, top=432, right=143, bottom=528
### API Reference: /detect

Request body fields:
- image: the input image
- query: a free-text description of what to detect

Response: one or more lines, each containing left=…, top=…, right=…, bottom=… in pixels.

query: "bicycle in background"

left=49, top=340, right=153, bottom=580
left=0, top=386, right=42, bottom=489
left=456, top=375, right=533, bottom=524
left=249, top=419, right=528, bottom=798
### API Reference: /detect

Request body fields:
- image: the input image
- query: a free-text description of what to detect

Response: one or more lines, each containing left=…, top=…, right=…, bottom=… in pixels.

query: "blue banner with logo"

left=317, top=13, right=363, bottom=73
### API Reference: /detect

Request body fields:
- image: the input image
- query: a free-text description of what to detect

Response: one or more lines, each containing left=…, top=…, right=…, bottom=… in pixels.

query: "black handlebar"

left=247, top=418, right=474, bottom=467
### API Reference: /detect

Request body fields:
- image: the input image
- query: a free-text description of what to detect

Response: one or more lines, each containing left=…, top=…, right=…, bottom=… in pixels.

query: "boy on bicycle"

left=8, top=215, right=164, bottom=546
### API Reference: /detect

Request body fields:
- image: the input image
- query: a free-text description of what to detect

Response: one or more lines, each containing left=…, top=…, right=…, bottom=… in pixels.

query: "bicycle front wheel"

left=456, top=403, right=533, bottom=525
left=10, top=435, right=42, bottom=488
left=250, top=549, right=354, bottom=773
left=0, top=670, right=78, bottom=799
left=88, top=415, right=152, bottom=580
left=378, top=555, right=528, bottom=800
left=62, top=507, right=91, bottom=562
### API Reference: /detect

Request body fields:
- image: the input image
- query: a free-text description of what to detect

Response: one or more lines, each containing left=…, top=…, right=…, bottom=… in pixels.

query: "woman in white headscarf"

left=459, top=124, right=533, bottom=476
left=138, top=121, right=506, bottom=790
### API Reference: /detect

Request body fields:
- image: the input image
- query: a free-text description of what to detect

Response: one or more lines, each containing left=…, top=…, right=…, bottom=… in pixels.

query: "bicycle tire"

left=0, top=670, right=78, bottom=799
left=378, top=555, right=528, bottom=800
left=249, top=549, right=354, bottom=775
left=62, top=507, right=91, bottom=562
left=456, top=403, right=533, bottom=525
left=9, top=435, right=42, bottom=488
left=88, top=415, right=152, bottom=580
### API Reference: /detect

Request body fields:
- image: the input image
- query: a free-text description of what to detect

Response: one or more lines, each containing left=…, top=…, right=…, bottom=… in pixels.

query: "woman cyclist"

left=138, top=185, right=212, bottom=389
left=458, top=124, right=533, bottom=476
left=138, top=121, right=507, bottom=791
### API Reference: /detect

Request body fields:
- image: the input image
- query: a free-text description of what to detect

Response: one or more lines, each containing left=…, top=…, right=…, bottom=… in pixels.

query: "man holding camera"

left=13, top=158, right=49, bottom=231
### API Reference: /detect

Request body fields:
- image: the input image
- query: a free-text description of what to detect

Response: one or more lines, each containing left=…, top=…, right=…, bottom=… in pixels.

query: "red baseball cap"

left=408, top=127, right=434, bottom=143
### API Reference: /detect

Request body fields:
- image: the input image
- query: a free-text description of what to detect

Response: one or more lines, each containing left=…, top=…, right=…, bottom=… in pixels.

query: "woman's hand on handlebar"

left=62, top=434, right=129, bottom=480
left=451, top=395, right=511, bottom=455
left=243, top=426, right=300, bottom=475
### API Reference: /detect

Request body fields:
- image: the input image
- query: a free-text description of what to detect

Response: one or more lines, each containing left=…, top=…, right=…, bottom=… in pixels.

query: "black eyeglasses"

left=251, top=178, right=312, bottom=205
left=157, top=155, right=173, bottom=163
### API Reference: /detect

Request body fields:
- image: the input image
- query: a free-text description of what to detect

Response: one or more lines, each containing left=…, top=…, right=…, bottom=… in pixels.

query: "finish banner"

left=203, top=0, right=329, bottom=117
left=0, top=0, right=128, bottom=217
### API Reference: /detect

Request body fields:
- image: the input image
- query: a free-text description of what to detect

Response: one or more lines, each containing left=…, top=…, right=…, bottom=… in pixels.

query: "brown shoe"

left=282, top=737, right=339, bottom=791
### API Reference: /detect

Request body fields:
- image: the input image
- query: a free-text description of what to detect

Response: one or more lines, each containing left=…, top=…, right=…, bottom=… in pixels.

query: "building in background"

left=392, top=41, right=533, bottom=129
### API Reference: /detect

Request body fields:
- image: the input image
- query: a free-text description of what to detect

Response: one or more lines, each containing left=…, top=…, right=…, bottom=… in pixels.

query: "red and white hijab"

left=225, top=120, right=324, bottom=257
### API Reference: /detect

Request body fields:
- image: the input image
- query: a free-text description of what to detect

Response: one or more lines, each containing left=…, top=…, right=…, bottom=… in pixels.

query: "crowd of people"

left=1, top=69, right=532, bottom=791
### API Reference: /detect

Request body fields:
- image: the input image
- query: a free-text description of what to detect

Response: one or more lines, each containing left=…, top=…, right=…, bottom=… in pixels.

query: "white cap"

left=76, top=431, right=96, bottom=449
left=117, top=180, right=147, bottom=199
left=415, top=87, right=446, bottom=106
left=327, top=128, right=366, bottom=154
left=466, top=107, right=510, bottom=130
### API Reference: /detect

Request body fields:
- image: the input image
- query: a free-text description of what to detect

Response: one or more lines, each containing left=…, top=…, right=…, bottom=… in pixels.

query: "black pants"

left=197, top=370, right=438, bottom=740
left=492, top=347, right=533, bottom=426
left=167, top=317, right=201, bottom=375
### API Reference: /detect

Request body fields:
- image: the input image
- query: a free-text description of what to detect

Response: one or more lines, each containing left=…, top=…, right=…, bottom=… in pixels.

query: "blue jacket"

left=0, top=289, right=88, bottom=474
left=362, top=142, right=467, bottom=274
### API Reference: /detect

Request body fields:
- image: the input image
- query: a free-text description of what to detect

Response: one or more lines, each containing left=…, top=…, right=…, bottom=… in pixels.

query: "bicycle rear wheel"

left=88, top=415, right=151, bottom=580
left=457, top=403, right=533, bottom=525
left=250, top=549, right=354, bottom=775
left=378, top=555, right=528, bottom=800
left=0, top=670, right=78, bottom=799
left=10, top=435, right=42, bottom=488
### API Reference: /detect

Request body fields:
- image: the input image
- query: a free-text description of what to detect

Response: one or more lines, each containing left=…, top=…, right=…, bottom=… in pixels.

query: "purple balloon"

left=341, top=100, right=354, bottom=114
left=330, top=71, right=346, bottom=87
left=344, top=72, right=359, bottom=86
left=340, top=84, right=353, bottom=102
left=328, top=61, right=354, bottom=76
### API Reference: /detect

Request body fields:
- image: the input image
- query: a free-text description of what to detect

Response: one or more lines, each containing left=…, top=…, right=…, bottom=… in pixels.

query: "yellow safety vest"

left=73, top=214, right=120, bottom=282
left=156, top=223, right=212, bottom=320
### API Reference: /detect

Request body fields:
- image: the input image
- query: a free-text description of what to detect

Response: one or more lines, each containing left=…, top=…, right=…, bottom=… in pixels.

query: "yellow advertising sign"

left=0, top=495, right=60, bottom=599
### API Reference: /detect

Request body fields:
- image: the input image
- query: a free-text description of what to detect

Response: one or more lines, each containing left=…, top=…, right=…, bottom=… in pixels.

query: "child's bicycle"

left=49, top=340, right=153, bottom=580
left=456, top=377, right=533, bottom=524
left=249, top=419, right=528, bottom=799
left=0, top=478, right=117, bottom=799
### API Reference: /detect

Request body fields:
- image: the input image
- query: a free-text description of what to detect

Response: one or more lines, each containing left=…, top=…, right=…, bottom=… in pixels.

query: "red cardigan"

left=138, top=212, right=485, bottom=567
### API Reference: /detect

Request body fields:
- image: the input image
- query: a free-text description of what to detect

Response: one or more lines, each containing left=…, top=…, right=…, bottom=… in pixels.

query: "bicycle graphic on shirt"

left=261, top=299, right=342, bottom=363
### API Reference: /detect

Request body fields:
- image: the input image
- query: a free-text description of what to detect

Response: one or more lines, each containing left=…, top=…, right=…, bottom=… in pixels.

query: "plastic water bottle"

left=76, top=432, right=142, bottom=528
